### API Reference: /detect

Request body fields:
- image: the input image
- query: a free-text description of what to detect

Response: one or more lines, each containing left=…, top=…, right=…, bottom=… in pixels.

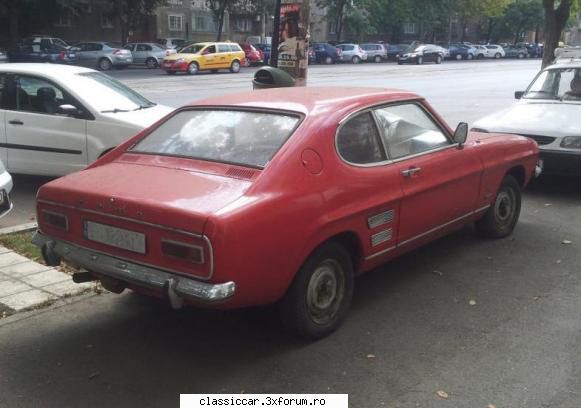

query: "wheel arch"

left=506, top=165, right=526, bottom=188
left=304, top=230, right=363, bottom=274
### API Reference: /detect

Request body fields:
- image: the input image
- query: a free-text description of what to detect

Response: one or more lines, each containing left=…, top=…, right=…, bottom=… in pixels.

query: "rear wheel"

left=436, top=55, right=442, bottom=64
left=475, top=175, right=521, bottom=238
left=467, top=54, right=473, bottom=60
left=324, top=56, right=333, bottom=65
left=494, top=53, right=501, bottom=59
left=280, top=242, right=354, bottom=340
left=187, top=62, right=199, bottom=75
left=98, top=58, right=112, bottom=71
left=518, top=53, right=525, bottom=59
left=352, top=56, right=360, bottom=64
left=455, top=54, right=462, bottom=61
left=374, top=55, right=382, bottom=63
left=145, top=57, right=158, bottom=69
left=416, top=56, right=423, bottom=65
left=230, top=60, right=241, bottom=73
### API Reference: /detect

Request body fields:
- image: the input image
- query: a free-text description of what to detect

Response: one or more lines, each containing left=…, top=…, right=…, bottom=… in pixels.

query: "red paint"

left=36, top=88, right=539, bottom=309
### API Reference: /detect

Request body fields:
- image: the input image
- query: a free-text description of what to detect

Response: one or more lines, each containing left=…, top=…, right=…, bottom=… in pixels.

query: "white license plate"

left=84, top=221, right=146, bottom=254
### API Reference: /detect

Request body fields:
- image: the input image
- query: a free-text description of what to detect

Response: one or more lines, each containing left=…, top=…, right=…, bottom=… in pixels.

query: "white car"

left=0, top=64, right=173, bottom=176
left=474, top=44, right=505, bottom=59
left=0, top=159, right=13, bottom=217
left=473, top=59, right=581, bottom=176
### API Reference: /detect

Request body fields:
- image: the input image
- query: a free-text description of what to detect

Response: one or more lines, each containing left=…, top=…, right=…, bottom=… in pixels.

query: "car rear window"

left=130, top=110, right=301, bottom=168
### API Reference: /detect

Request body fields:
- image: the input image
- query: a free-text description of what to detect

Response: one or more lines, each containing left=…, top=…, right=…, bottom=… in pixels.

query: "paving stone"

left=42, top=280, right=93, bottom=297
left=0, top=272, right=10, bottom=282
left=0, top=289, right=55, bottom=311
left=1, top=261, right=51, bottom=279
left=0, top=246, right=12, bottom=255
left=20, top=269, right=70, bottom=288
left=0, top=252, right=29, bottom=268
left=0, top=279, right=31, bottom=297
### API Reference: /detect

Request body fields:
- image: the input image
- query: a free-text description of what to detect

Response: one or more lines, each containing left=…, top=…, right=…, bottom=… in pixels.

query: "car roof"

left=548, top=59, right=581, bottom=69
left=191, top=87, right=421, bottom=116
left=0, top=63, right=96, bottom=78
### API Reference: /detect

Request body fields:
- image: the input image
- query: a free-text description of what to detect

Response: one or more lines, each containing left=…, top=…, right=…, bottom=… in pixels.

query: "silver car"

left=124, top=42, right=169, bottom=69
left=0, top=159, right=13, bottom=218
left=336, top=44, right=368, bottom=64
left=72, top=42, right=133, bottom=71
left=0, top=49, right=8, bottom=63
left=361, top=43, right=387, bottom=63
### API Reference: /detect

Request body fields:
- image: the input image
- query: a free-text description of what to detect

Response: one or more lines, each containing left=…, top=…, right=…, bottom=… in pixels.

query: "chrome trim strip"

left=32, top=231, right=234, bottom=303
left=364, top=205, right=491, bottom=261
left=368, top=210, right=394, bottom=229
left=371, top=228, right=393, bottom=247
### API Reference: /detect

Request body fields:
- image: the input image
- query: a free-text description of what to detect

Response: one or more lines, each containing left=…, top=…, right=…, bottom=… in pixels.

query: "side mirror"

left=453, top=122, right=469, bottom=146
left=515, top=91, right=524, bottom=99
left=57, top=104, right=82, bottom=117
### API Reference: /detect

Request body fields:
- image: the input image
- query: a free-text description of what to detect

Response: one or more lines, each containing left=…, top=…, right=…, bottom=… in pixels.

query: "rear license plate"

left=84, top=221, right=146, bottom=254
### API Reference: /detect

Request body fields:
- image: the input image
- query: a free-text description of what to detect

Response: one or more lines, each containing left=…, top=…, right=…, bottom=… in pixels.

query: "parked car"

left=255, top=44, right=271, bottom=65
left=7, top=43, right=77, bottom=64
left=524, top=43, right=543, bottom=58
left=0, top=159, right=13, bottom=218
left=480, top=44, right=505, bottom=59
left=155, top=38, right=186, bottom=51
left=20, top=36, right=70, bottom=51
left=361, top=43, right=388, bottom=63
left=0, top=64, right=173, bottom=176
left=504, top=45, right=529, bottom=59
left=555, top=45, right=581, bottom=60
left=123, top=42, right=168, bottom=69
left=398, top=44, right=444, bottom=65
left=71, top=42, right=133, bottom=70
left=446, top=44, right=476, bottom=60
left=336, top=43, right=368, bottom=64
left=33, top=87, right=539, bottom=339
left=309, top=43, right=342, bottom=64
left=386, top=44, right=408, bottom=61
left=0, top=49, right=7, bottom=63
left=473, top=60, right=581, bottom=176
left=239, top=43, right=264, bottom=66
left=162, top=42, right=245, bottom=75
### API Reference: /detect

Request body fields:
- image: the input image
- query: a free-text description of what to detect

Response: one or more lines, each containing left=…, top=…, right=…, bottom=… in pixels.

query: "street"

left=2, top=59, right=581, bottom=407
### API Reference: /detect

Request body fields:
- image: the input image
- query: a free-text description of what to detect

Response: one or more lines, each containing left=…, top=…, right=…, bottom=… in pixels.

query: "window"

left=374, top=104, right=450, bottom=159
left=229, top=44, right=242, bottom=52
left=169, top=14, right=184, bottom=31
left=130, top=110, right=300, bottom=168
left=136, top=44, right=153, bottom=52
left=218, top=44, right=230, bottom=53
left=204, top=45, right=216, bottom=54
left=101, top=14, right=113, bottom=28
left=236, top=17, right=252, bottom=32
left=193, top=15, right=209, bottom=31
left=14, top=76, right=67, bottom=115
left=328, top=22, right=337, bottom=35
left=403, top=22, right=417, bottom=35
left=54, top=11, right=72, bottom=27
left=337, top=112, right=386, bottom=165
left=123, top=44, right=135, bottom=51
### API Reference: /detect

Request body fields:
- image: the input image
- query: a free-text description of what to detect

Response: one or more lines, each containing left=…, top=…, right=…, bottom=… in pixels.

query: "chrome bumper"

left=535, top=159, right=544, bottom=178
left=32, top=231, right=235, bottom=304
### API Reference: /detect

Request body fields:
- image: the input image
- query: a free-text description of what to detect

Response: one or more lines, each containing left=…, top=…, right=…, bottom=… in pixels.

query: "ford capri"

left=33, top=88, right=539, bottom=339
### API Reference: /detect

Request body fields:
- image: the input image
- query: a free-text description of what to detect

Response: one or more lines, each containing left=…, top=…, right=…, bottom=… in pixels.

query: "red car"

left=239, top=43, right=263, bottom=66
left=33, top=88, right=540, bottom=339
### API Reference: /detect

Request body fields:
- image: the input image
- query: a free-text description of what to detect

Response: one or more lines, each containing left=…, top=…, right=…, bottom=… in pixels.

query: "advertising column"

left=276, top=0, right=310, bottom=86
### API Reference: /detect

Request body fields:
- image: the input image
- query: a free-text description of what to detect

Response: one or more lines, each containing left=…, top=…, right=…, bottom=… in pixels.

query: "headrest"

left=37, top=87, right=56, bottom=100
left=570, top=76, right=581, bottom=94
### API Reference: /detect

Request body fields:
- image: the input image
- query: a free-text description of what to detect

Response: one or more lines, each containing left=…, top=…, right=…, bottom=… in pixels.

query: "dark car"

left=521, top=43, right=543, bottom=58
left=387, top=44, right=408, bottom=60
left=505, top=45, right=529, bottom=59
left=398, top=44, right=444, bottom=65
left=239, top=43, right=264, bottom=66
left=255, top=44, right=271, bottom=65
left=7, top=43, right=77, bottom=64
left=310, top=42, right=342, bottom=64
left=446, top=44, right=476, bottom=60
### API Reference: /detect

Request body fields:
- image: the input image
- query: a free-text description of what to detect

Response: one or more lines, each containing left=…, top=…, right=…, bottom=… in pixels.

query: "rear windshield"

left=130, top=110, right=301, bottom=168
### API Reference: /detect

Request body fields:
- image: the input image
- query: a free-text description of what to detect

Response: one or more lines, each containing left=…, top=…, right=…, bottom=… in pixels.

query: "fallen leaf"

left=432, top=270, right=443, bottom=276
left=488, top=404, right=497, bottom=408
left=436, top=390, right=449, bottom=399
left=562, top=240, right=573, bottom=245
left=469, top=299, right=477, bottom=306
left=556, top=260, right=562, bottom=264
left=367, top=354, right=376, bottom=359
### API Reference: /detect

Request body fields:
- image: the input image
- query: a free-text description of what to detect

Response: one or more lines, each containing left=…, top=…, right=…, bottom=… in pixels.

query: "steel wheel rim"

left=494, top=190, right=515, bottom=224
left=456, top=54, right=462, bottom=60
left=146, top=59, right=156, bottom=68
left=188, top=63, right=197, bottom=74
left=375, top=55, right=381, bottom=63
left=232, top=61, right=240, bottom=72
left=100, top=60, right=111, bottom=70
left=306, top=259, right=344, bottom=325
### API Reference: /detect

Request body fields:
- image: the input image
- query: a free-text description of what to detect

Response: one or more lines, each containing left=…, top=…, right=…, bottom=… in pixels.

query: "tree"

left=206, top=0, right=252, bottom=41
left=542, top=0, right=574, bottom=67
left=103, top=0, right=166, bottom=45
left=498, top=0, right=544, bottom=45
left=316, top=0, right=351, bottom=41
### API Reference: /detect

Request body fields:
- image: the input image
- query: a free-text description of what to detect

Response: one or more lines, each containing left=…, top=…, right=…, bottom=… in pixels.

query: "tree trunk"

left=8, top=0, right=19, bottom=47
left=542, top=0, right=572, bottom=68
left=486, top=18, right=495, bottom=43
left=216, top=0, right=227, bottom=41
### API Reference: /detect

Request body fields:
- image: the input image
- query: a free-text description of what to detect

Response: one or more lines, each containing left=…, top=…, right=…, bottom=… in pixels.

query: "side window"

left=374, top=104, right=450, bottom=160
left=337, top=112, right=386, bottom=165
left=124, top=44, right=135, bottom=51
left=218, top=44, right=230, bottom=53
left=0, top=74, right=12, bottom=110
left=205, top=45, right=216, bottom=54
left=137, top=44, right=152, bottom=52
left=16, top=76, right=66, bottom=115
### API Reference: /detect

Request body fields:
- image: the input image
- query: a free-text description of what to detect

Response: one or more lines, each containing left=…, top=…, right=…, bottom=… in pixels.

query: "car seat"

left=35, top=87, right=59, bottom=114
left=563, top=76, right=581, bottom=101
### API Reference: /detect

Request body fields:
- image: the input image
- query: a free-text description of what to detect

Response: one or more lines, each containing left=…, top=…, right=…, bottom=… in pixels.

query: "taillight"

left=42, top=210, right=69, bottom=231
left=58, top=51, right=65, bottom=60
left=161, top=240, right=204, bottom=264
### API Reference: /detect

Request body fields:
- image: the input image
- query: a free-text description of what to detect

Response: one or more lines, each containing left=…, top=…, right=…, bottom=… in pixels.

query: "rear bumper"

left=32, top=231, right=236, bottom=304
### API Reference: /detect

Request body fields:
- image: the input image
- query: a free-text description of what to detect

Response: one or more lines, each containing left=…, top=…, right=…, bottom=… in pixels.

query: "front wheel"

left=455, top=54, right=462, bottom=61
left=416, top=56, right=423, bottom=65
left=518, top=53, right=525, bottom=59
left=324, top=56, right=333, bottom=65
left=475, top=175, right=521, bottom=239
left=280, top=242, right=354, bottom=340
left=467, top=54, right=473, bottom=60
left=352, top=56, right=360, bottom=64
left=230, top=60, right=241, bottom=73
left=145, top=58, right=158, bottom=69
left=374, top=55, right=382, bottom=63
left=98, top=58, right=112, bottom=71
left=436, top=55, right=442, bottom=64
left=187, top=62, right=199, bottom=75
left=494, top=53, right=501, bottom=59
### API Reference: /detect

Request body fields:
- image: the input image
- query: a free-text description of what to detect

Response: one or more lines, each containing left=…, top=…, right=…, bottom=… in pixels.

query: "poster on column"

left=277, top=0, right=309, bottom=86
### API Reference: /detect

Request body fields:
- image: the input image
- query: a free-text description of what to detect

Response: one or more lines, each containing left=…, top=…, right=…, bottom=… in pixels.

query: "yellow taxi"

left=161, top=42, right=246, bottom=75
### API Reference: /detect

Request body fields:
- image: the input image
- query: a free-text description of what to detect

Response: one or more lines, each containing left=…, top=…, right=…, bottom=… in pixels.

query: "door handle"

left=8, top=120, right=23, bottom=126
left=401, top=166, right=422, bottom=177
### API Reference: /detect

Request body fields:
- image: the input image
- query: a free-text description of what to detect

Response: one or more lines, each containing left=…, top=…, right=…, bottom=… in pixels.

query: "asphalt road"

left=2, top=59, right=541, bottom=228
left=3, top=59, right=581, bottom=408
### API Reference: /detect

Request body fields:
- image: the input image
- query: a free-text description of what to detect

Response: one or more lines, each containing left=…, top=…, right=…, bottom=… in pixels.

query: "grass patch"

left=0, top=230, right=41, bottom=263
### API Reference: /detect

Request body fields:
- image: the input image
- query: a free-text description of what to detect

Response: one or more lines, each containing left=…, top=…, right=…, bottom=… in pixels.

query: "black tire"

left=416, top=56, right=423, bottom=65
left=455, top=54, right=462, bottom=61
left=436, top=55, right=442, bottom=64
left=145, top=58, right=158, bottom=69
left=280, top=242, right=354, bottom=340
left=397, top=60, right=403, bottom=65
left=467, top=54, right=474, bottom=60
left=352, top=56, right=360, bottom=64
left=98, top=58, right=112, bottom=71
left=475, top=175, right=522, bottom=239
left=324, top=56, right=333, bottom=65
left=518, top=53, right=525, bottom=59
left=230, top=60, right=241, bottom=73
left=374, top=55, right=382, bottom=63
left=187, top=62, right=198, bottom=75
left=494, top=53, right=501, bottom=59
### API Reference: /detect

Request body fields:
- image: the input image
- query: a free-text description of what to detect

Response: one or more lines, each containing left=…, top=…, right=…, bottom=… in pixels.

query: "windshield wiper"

left=132, top=103, right=156, bottom=111
left=101, top=108, right=130, bottom=113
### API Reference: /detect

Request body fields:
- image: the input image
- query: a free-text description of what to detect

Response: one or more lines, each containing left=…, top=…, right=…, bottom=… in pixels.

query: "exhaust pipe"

left=100, top=276, right=127, bottom=294
left=72, top=271, right=98, bottom=283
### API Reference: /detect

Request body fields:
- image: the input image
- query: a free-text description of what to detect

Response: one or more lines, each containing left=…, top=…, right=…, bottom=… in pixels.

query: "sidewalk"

left=0, top=245, right=93, bottom=316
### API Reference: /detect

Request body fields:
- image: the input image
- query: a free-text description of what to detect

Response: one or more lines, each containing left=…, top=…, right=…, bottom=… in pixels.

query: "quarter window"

left=374, top=104, right=450, bottom=159
left=337, top=112, right=386, bottom=165
left=218, top=44, right=230, bottom=53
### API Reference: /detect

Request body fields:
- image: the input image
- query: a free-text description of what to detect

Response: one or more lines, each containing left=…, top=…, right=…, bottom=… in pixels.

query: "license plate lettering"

left=85, top=221, right=146, bottom=254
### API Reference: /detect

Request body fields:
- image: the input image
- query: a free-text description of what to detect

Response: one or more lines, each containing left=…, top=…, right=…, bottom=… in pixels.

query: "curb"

left=0, top=222, right=37, bottom=236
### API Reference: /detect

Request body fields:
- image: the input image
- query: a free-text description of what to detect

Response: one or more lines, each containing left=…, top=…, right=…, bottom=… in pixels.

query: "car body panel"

left=35, top=87, right=539, bottom=309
